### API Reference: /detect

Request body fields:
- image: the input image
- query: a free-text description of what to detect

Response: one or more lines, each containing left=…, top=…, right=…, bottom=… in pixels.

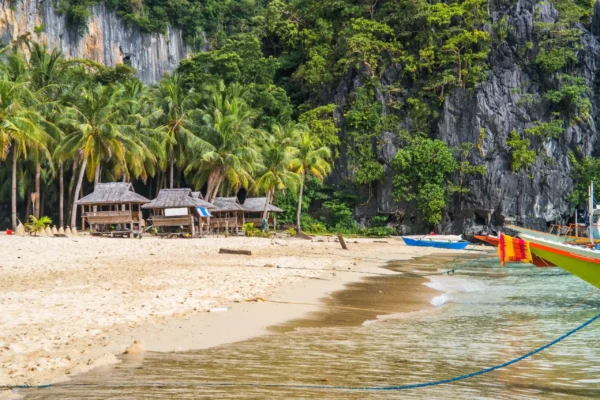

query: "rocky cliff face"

left=339, top=0, right=600, bottom=235
left=0, top=0, right=189, bottom=82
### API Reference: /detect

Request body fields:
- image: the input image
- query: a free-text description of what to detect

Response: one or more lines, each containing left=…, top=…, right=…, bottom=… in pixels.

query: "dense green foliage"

left=10, top=0, right=600, bottom=231
left=391, top=139, right=458, bottom=226
left=569, top=152, right=600, bottom=206
left=0, top=42, right=333, bottom=232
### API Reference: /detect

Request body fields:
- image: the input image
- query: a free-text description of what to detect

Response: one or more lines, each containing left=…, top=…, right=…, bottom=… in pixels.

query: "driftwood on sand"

left=219, top=248, right=252, bottom=256
left=337, top=235, right=348, bottom=250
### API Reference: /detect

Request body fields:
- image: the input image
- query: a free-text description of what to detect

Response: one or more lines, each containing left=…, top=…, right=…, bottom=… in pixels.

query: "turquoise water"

left=23, top=257, right=600, bottom=399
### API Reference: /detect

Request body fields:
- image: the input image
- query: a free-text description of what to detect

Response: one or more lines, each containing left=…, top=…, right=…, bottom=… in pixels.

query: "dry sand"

left=0, top=234, right=455, bottom=391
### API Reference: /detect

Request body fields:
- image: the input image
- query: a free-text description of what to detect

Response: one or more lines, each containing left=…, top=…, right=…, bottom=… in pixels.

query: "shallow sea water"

left=23, top=254, right=600, bottom=399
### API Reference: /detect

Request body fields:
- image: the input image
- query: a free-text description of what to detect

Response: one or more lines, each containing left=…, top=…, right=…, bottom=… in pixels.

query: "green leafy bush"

left=242, top=222, right=260, bottom=236
left=506, top=131, right=535, bottom=172
left=25, top=215, right=52, bottom=236
left=524, top=119, right=565, bottom=139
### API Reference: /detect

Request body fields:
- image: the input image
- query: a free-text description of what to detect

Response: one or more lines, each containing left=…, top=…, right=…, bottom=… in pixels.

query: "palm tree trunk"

left=169, top=158, right=174, bottom=189
left=262, top=189, right=272, bottom=223
left=40, top=188, right=45, bottom=219
left=34, top=162, right=41, bottom=219
left=25, top=191, right=31, bottom=223
left=71, top=159, right=87, bottom=228
left=66, top=158, right=77, bottom=225
left=59, top=162, right=64, bottom=228
left=94, top=164, right=101, bottom=187
left=296, top=172, right=305, bottom=232
left=11, top=148, right=18, bottom=230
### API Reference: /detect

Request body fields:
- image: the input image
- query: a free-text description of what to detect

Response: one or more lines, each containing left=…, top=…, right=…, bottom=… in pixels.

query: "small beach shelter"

left=143, top=189, right=210, bottom=236
left=77, top=182, right=150, bottom=236
left=210, top=197, right=247, bottom=233
left=241, top=197, right=284, bottom=229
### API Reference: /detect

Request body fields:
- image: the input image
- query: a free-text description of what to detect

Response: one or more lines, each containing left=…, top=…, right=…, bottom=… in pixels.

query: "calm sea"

left=23, top=255, right=600, bottom=399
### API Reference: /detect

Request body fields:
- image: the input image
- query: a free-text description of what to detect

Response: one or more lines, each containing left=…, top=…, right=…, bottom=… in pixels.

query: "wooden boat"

left=402, top=236, right=470, bottom=250
left=517, top=234, right=600, bottom=288
left=474, top=234, right=556, bottom=267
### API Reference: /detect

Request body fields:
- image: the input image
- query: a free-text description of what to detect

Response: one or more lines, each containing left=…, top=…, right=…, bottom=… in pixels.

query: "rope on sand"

left=7, top=312, right=599, bottom=392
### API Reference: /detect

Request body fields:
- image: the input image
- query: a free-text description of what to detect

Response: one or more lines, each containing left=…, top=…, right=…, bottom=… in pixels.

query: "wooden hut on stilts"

left=210, top=197, right=247, bottom=234
left=241, top=197, right=284, bottom=230
left=77, top=182, right=150, bottom=237
left=143, top=189, right=214, bottom=238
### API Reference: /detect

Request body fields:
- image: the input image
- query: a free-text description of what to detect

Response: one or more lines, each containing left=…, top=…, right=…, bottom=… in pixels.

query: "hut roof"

left=191, top=191, right=216, bottom=209
left=142, top=189, right=198, bottom=209
left=212, top=197, right=246, bottom=213
left=242, top=197, right=284, bottom=213
left=77, top=182, right=150, bottom=205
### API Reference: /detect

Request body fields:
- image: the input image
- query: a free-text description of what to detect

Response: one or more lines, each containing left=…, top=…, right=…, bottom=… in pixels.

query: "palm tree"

left=0, top=75, right=47, bottom=229
left=253, top=132, right=300, bottom=224
left=186, top=81, right=261, bottom=201
left=151, top=73, right=200, bottom=189
left=28, top=43, right=73, bottom=225
left=290, top=126, right=332, bottom=232
left=58, top=83, right=137, bottom=228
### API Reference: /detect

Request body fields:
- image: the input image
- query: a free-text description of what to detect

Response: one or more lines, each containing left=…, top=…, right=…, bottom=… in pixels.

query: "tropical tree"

left=187, top=81, right=261, bottom=201
left=151, top=73, right=200, bottom=189
left=58, top=83, right=138, bottom=228
left=0, top=75, right=47, bottom=229
left=253, top=132, right=300, bottom=224
left=118, top=79, right=163, bottom=183
left=290, top=126, right=332, bottom=231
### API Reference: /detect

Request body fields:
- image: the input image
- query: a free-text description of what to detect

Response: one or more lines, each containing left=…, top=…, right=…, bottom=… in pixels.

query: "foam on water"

left=424, top=273, right=489, bottom=306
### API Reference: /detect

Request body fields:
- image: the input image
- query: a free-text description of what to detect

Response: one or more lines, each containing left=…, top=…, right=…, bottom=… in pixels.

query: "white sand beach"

left=0, top=234, right=452, bottom=390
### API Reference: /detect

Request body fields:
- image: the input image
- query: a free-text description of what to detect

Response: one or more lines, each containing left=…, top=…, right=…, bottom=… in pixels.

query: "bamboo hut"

left=210, top=197, right=246, bottom=233
left=77, top=182, right=150, bottom=236
left=143, top=189, right=214, bottom=237
left=242, top=197, right=284, bottom=229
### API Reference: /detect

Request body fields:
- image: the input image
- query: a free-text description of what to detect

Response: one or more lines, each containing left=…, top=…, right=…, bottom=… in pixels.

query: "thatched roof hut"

left=143, top=189, right=215, bottom=236
left=191, top=191, right=216, bottom=209
left=76, top=182, right=149, bottom=236
left=242, top=197, right=284, bottom=213
left=142, top=189, right=198, bottom=209
left=77, top=182, right=150, bottom=205
left=209, top=197, right=246, bottom=232
left=212, top=197, right=247, bottom=213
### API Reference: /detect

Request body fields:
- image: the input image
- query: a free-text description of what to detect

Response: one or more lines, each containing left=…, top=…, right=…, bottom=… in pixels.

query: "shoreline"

left=0, top=234, right=461, bottom=393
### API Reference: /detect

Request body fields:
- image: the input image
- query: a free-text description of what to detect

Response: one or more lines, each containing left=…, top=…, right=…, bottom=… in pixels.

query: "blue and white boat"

left=402, top=235, right=470, bottom=250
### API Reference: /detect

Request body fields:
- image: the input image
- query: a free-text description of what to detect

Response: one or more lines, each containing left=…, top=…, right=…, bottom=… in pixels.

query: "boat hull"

left=402, top=237, right=469, bottom=250
left=528, top=241, right=600, bottom=288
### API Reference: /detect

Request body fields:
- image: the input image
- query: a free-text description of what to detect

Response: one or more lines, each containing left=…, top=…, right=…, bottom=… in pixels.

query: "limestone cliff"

left=0, top=0, right=189, bottom=82
left=333, top=0, right=600, bottom=235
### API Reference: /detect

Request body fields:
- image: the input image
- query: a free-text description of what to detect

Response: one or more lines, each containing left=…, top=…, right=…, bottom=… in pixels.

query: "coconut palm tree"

left=117, top=79, right=164, bottom=183
left=0, top=75, right=47, bottom=229
left=253, top=132, right=300, bottom=224
left=186, top=81, right=261, bottom=201
left=290, top=126, right=332, bottom=232
left=151, top=73, right=201, bottom=189
left=58, top=83, right=138, bottom=228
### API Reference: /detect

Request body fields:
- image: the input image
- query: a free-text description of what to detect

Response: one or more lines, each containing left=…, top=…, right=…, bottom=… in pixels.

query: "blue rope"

left=4, top=312, right=599, bottom=392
